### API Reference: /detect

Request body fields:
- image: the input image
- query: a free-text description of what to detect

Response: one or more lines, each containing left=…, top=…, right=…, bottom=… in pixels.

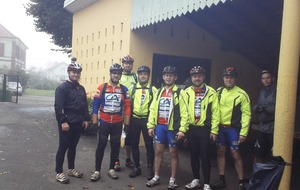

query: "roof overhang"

left=64, top=0, right=97, bottom=13
left=131, top=0, right=229, bottom=29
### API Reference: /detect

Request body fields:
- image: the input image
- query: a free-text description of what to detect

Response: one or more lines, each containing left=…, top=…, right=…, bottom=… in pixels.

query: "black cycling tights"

left=187, top=125, right=211, bottom=184
left=55, top=122, right=82, bottom=173
left=95, top=122, right=122, bottom=171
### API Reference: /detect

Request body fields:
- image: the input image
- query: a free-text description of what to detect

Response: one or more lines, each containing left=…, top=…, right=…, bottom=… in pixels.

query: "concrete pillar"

left=273, top=0, right=300, bottom=189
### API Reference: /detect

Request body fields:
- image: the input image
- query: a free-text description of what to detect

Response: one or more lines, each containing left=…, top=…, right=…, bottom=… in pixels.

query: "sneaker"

left=108, top=169, right=118, bottom=179
left=168, top=180, right=178, bottom=189
left=185, top=179, right=201, bottom=189
left=129, top=168, right=141, bottom=178
left=239, top=183, right=246, bottom=190
left=146, top=177, right=160, bottom=187
left=125, top=159, right=134, bottom=169
left=203, top=184, right=211, bottom=190
left=114, top=161, right=121, bottom=171
left=68, top=169, right=83, bottom=178
left=56, top=173, right=70, bottom=184
left=210, top=180, right=226, bottom=189
left=90, top=171, right=100, bottom=182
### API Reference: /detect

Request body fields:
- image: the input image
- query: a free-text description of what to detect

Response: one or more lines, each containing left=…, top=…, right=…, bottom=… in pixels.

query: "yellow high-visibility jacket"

left=184, top=84, right=220, bottom=135
left=147, top=85, right=189, bottom=133
left=217, top=85, right=251, bottom=137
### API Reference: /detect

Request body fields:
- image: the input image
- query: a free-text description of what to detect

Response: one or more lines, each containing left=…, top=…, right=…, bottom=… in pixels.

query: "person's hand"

left=239, top=136, right=247, bottom=144
left=82, top=121, right=89, bottom=129
left=210, top=133, right=217, bottom=142
left=148, top=128, right=155, bottom=137
left=176, top=131, right=185, bottom=140
left=124, top=124, right=130, bottom=135
left=61, top=122, right=69, bottom=131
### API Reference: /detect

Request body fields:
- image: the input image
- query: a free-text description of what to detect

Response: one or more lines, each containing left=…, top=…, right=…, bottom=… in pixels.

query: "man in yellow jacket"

left=184, top=66, right=220, bottom=190
left=128, top=66, right=157, bottom=179
left=146, top=66, right=189, bottom=189
left=211, top=66, right=251, bottom=190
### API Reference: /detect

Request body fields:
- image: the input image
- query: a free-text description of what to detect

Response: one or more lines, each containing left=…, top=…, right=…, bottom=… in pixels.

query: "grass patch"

left=24, top=88, right=55, bottom=96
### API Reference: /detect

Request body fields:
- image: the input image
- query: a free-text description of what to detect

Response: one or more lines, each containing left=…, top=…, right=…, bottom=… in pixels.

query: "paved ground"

left=0, top=95, right=299, bottom=190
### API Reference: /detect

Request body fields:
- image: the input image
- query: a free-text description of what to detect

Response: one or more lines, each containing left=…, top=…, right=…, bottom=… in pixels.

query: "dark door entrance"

left=151, top=53, right=211, bottom=88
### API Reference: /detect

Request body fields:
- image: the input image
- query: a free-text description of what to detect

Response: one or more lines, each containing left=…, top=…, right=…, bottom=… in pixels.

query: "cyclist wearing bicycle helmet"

left=146, top=66, right=189, bottom=189
left=54, top=57, right=90, bottom=184
left=120, top=55, right=137, bottom=89
left=127, top=66, right=157, bottom=179
left=184, top=66, right=219, bottom=190
left=91, top=63, right=131, bottom=181
left=211, top=66, right=251, bottom=190
left=115, top=54, right=137, bottom=171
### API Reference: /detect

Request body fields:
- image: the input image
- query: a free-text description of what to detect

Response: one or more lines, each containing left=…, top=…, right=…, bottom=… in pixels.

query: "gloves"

left=124, top=124, right=130, bottom=135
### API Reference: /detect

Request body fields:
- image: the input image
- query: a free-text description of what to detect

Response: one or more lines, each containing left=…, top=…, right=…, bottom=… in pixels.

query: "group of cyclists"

left=54, top=55, right=276, bottom=190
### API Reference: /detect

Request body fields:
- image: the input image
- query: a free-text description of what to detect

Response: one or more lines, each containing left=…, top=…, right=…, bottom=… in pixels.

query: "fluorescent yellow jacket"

left=147, top=85, right=189, bottom=133
left=120, top=71, right=137, bottom=89
left=129, top=83, right=158, bottom=119
left=218, top=85, right=251, bottom=136
left=184, top=84, right=220, bottom=135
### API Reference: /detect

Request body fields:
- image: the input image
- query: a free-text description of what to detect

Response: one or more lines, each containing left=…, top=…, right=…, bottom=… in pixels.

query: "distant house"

left=44, top=62, right=68, bottom=82
left=0, top=23, right=28, bottom=73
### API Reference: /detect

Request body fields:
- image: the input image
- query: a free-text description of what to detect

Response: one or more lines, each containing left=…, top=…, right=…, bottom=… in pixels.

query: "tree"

left=25, top=0, right=72, bottom=53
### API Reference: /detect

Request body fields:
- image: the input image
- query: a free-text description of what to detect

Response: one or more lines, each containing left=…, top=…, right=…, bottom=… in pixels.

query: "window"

left=0, top=43, right=4, bottom=57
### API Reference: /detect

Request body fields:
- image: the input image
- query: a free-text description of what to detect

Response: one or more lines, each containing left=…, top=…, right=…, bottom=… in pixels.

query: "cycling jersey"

left=92, top=81, right=131, bottom=123
left=129, top=83, right=157, bottom=119
left=217, top=85, right=251, bottom=136
left=147, top=85, right=189, bottom=133
left=184, top=84, right=219, bottom=135
left=54, top=80, right=90, bottom=124
left=120, top=71, right=137, bottom=89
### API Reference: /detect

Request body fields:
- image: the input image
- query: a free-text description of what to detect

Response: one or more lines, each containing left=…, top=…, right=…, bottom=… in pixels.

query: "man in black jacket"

left=54, top=57, right=90, bottom=184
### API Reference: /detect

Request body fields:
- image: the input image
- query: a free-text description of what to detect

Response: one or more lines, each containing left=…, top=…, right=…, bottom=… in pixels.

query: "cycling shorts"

left=154, top=124, right=177, bottom=148
left=217, top=126, right=240, bottom=150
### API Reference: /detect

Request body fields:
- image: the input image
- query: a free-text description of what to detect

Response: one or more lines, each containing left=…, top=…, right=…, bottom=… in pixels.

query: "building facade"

left=0, top=24, right=27, bottom=73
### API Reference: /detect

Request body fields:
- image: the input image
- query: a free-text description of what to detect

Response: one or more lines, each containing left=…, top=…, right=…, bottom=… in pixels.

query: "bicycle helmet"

left=67, top=57, right=82, bottom=72
left=223, top=66, right=238, bottom=77
left=110, top=63, right=123, bottom=73
left=162, top=66, right=177, bottom=75
left=137, top=66, right=150, bottom=74
left=190, top=66, right=205, bottom=75
left=122, top=55, right=134, bottom=63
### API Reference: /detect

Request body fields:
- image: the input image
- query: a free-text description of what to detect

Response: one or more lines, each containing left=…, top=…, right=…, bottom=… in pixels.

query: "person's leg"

left=109, top=122, right=123, bottom=170
left=130, top=118, right=142, bottom=168
left=141, top=118, right=154, bottom=179
left=55, top=123, right=70, bottom=173
left=95, top=121, right=109, bottom=172
left=198, top=126, right=211, bottom=185
left=186, top=126, right=200, bottom=179
left=211, top=127, right=227, bottom=188
left=231, top=150, right=244, bottom=180
left=67, top=123, right=82, bottom=170
left=169, top=147, right=178, bottom=179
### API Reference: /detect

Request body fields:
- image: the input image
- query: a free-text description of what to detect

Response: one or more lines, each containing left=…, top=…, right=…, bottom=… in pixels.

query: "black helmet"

left=223, top=66, right=238, bottom=77
left=67, top=57, right=82, bottom=72
left=190, top=66, right=205, bottom=75
left=137, top=66, right=150, bottom=74
left=162, top=66, right=177, bottom=75
left=110, top=63, right=123, bottom=73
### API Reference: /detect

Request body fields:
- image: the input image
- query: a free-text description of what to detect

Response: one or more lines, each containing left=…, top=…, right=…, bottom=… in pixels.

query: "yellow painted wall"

left=129, top=16, right=262, bottom=101
left=71, top=0, right=132, bottom=97
left=71, top=0, right=262, bottom=104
